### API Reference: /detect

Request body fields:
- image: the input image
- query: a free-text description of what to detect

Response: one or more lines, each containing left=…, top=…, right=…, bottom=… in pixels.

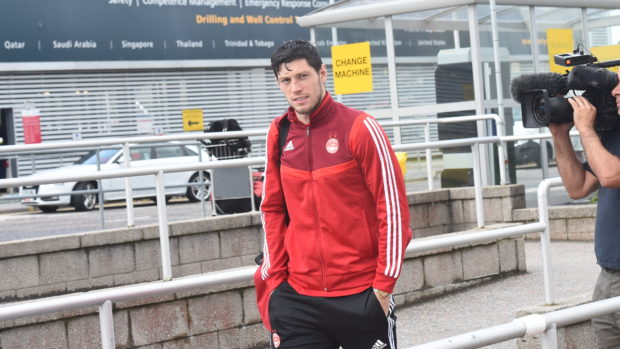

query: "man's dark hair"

left=270, top=39, right=323, bottom=78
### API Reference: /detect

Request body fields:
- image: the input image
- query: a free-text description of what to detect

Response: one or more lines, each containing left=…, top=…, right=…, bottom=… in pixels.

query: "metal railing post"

left=96, top=149, right=105, bottom=230
left=197, top=141, right=208, bottom=218
left=491, top=115, right=509, bottom=185
left=384, top=15, right=401, bottom=145
left=496, top=140, right=508, bottom=185
left=249, top=166, right=256, bottom=212
left=471, top=143, right=485, bottom=227
left=122, top=143, right=135, bottom=227
left=155, top=170, right=172, bottom=280
left=540, top=130, right=550, bottom=179
left=210, top=170, right=217, bottom=216
left=200, top=169, right=208, bottom=218
left=541, top=324, right=558, bottom=349
left=537, top=177, right=561, bottom=305
left=424, top=123, right=434, bottom=190
left=98, top=300, right=115, bottom=349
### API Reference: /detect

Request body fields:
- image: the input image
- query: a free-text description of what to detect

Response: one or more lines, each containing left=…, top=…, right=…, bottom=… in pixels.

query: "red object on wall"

left=22, top=115, right=42, bottom=144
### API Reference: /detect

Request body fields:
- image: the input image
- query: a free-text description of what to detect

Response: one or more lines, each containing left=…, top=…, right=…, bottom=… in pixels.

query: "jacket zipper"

left=307, top=126, right=327, bottom=291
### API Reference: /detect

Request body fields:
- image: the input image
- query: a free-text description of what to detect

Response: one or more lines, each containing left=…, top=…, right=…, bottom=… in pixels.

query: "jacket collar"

left=286, top=91, right=335, bottom=127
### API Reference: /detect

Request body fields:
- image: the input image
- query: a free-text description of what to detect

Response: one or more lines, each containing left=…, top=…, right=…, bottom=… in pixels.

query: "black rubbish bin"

left=203, top=119, right=255, bottom=214
left=203, top=119, right=252, bottom=160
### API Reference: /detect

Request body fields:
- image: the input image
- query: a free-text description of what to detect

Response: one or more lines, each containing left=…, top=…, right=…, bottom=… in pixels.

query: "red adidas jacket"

left=254, top=93, right=412, bottom=330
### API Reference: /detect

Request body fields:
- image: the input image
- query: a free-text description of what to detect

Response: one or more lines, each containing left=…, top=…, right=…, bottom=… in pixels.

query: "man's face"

left=276, top=58, right=326, bottom=121
left=613, top=70, right=620, bottom=116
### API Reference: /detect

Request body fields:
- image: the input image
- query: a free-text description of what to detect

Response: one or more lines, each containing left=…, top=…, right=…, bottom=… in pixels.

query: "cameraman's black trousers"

left=268, top=282, right=397, bottom=349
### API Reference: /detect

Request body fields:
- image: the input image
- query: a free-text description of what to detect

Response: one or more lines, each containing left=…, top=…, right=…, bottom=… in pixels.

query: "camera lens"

left=530, top=94, right=573, bottom=126
left=532, top=94, right=548, bottom=125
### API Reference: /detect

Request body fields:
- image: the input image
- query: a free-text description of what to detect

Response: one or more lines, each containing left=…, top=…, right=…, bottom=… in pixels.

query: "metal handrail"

left=406, top=294, right=620, bottom=349
left=0, top=157, right=264, bottom=188
left=0, top=115, right=576, bottom=190
left=0, top=156, right=264, bottom=280
left=0, top=229, right=547, bottom=312
left=13, top=182, right=211, bottom=200
left=0, top=115, right=497, bottom=156
left=0, top=131, right=558, bottom=281
left=0, top=132, right=535, bottom=279
left=0, top=114, right=508, bottom=190
left=408, top=290, right=620, bottom=349
left=405, top=177, right=573, bottom=349
left=0, top=177, right=577, bottom=349
left=0, top=222, right=548, bottom=349
left=1, top=135, right=496, bottom=228
left=0, top=116, right=456, bottom=219
left=0, top=130, right=267, bottom=155
left=408, top=223, right=546, bottom=254
left=502, top=130, right=580, bottom=143
left=0, top=266, right=257, bottom=322
left=0, top=122, right=599, bottom=347
left=2, top=115, right=574, bottom=205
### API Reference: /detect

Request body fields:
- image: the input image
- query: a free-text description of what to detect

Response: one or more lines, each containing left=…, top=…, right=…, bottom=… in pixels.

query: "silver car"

left=20, top=143, right=212, bottom=212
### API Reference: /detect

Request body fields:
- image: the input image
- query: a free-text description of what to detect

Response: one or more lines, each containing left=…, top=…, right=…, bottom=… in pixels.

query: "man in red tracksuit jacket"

left=255, top=39, right=413, bottom=349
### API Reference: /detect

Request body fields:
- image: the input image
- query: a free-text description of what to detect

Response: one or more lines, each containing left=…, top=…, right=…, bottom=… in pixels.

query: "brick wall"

left=410, top=185, right=525, bottom=237
left=512, top=205, right=596, bottom=241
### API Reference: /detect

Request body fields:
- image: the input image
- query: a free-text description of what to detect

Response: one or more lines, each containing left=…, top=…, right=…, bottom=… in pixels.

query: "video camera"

left=510, top=48, right=620, bottom=130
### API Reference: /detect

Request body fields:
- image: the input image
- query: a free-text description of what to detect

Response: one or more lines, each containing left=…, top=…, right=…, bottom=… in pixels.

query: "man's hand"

left=373, top=288, right=391, bottom=316
left=548, top=121, right=573, bottom=137
left=568, top=96, right=597, bottom=134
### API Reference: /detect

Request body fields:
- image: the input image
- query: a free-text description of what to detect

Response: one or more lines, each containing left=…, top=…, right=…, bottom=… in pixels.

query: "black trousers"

left=268, top=282, right=397, bottom=349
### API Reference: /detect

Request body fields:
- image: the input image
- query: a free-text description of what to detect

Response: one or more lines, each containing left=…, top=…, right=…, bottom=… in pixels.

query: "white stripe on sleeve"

left=363, top=118, right=403, bottom=278
left=259, top=129, right=272, bottom=280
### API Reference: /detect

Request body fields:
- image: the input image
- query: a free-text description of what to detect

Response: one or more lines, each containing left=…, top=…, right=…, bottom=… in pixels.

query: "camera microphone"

left=568, top=65, right=619, bottom=91
left=512, top=49, right=620, bottom=130
left=510, top=72, right=569, bottom=103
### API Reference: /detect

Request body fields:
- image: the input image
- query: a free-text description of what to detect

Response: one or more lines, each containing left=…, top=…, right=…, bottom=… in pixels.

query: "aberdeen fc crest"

left=326, top=137, right=339, bottom=154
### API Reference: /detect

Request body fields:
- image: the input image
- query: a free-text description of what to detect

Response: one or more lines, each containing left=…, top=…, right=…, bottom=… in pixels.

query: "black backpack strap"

left=278, top=117, right=290, bottom=157
left=255, top=117, right=291, bottom=266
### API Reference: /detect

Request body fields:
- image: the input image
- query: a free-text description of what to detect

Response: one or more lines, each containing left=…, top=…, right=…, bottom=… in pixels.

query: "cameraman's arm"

left=548, top=121, right=599, bottom=199
left=570, top=96, right=620, bottom=188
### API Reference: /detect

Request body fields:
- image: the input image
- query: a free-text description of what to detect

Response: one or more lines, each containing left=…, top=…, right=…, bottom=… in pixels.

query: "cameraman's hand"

left=548, top=121, right=573, bottom=136
left=568, top=96, right=596, bottom=134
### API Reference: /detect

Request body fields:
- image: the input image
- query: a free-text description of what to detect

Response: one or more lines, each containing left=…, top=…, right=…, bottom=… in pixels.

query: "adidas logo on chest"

left=283, top=140, right=295, bottom=152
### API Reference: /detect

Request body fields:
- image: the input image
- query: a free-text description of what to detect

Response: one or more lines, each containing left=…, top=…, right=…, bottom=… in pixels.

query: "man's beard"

left=293, top=99, right=320, bottom=115
left=292, top=82, right=324, bottom=116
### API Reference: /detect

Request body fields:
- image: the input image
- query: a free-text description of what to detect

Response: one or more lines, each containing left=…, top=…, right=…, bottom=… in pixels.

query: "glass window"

left=154, top=145, right=185, bottom=159
left=76, top=148, right=119, bottom=165
left=130, top=147, right=152, bottom=161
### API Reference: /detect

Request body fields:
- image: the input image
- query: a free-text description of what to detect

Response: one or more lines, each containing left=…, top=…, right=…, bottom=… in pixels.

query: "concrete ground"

left=397, top=240, right=600, bottom=348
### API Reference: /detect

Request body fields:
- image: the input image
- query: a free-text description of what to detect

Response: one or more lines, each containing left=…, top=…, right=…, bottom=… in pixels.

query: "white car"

left=20, top=143, right=212, bottom=213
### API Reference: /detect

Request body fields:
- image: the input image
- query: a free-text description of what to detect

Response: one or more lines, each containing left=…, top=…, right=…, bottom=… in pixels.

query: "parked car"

left=20, top=143, right=212, bottom=212
left=514, top=140, right=554, bottom=168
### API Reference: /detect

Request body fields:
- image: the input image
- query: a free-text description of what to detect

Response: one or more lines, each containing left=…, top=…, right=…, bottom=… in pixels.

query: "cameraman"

left=548, top=69, right=620, bottom=348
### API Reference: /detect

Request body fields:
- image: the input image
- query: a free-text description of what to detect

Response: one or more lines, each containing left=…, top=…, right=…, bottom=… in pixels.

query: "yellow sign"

left=182, top=109, right=204, bottom=131
left=546, top=29, right=574, bottom=74
left=331, top=42, right=373, bottom=95
left=591, top=45, right=620, bottom=72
